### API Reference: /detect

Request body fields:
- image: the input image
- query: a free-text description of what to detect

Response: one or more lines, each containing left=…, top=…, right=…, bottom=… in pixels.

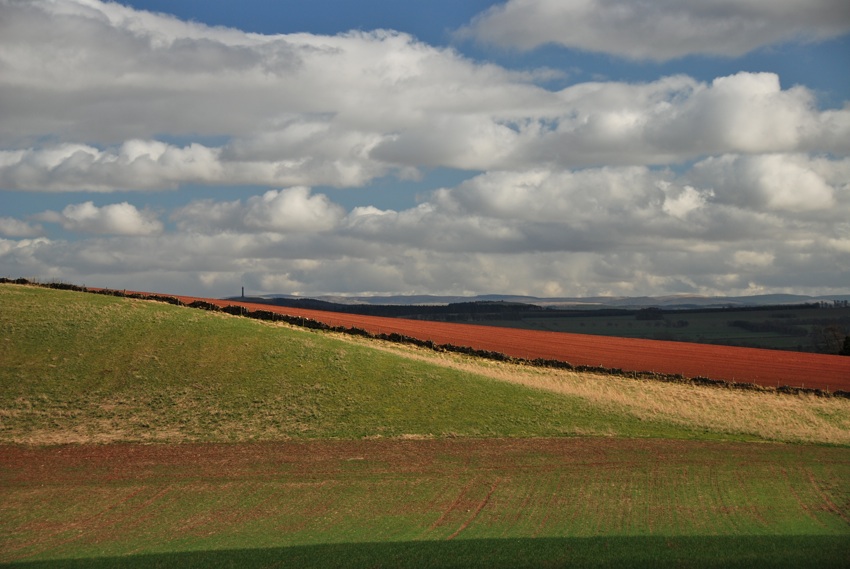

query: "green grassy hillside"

left=0, top=284, right=697, bottom=443
left=2, top=283, right=850, bottom=445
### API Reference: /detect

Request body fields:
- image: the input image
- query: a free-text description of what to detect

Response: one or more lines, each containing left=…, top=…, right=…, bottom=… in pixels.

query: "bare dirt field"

left=164, top=294, right=850, bottom=392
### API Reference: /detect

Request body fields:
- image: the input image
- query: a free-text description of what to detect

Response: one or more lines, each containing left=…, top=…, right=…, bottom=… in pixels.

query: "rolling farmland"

left=2, top=283, right=848, bottom=568
left=168, top=293, right=850, bottom=392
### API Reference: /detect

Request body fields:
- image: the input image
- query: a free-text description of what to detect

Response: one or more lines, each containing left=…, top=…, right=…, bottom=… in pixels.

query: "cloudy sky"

left=1, top=0, right=849, bottom=299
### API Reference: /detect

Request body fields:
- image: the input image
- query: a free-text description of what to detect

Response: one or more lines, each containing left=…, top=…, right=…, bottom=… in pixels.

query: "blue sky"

left=1, top=0, right=849, bottom=298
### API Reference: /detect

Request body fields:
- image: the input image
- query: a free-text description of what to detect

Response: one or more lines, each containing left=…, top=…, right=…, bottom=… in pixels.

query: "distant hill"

left=228, top=292, right=850, bottom=354
left=239, top=292, right=850, bottom=310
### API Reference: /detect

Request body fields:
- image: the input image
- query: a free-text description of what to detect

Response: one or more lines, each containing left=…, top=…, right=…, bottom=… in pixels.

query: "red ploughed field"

left=147, top=293, right=850, bottom=393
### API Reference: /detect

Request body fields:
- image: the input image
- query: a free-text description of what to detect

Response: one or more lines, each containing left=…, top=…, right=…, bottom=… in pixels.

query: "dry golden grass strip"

left=339, top=331, right=850, bottom=446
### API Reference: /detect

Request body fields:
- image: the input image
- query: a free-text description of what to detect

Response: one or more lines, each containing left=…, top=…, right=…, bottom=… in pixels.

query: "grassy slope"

left=0, top=284, right=731, bottom=443
left=1, top=284, right=849, bottom=567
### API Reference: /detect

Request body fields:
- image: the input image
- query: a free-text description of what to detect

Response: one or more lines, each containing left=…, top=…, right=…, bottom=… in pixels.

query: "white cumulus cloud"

left=37, top=202, right=163, bottom=235
left=173, top=187, right=345, bottom=234
left=690, top=154, right=844, bottom=213
left=0, top=217, right=43, bottom=238
left=462, top=0, right=850, bottom=60
left=0, top=142, right=222, bottom=192
left=0, top=0, right=847, bottom=191
left=1, top=71, right=847, bottom=190
left=519, top=72, right=850, bottom=167
left=0, top=0, right=551, bottom=189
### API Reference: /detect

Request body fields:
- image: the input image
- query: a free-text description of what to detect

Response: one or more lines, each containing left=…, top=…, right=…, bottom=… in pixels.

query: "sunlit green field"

left=3, top=439, right=849, bottom=568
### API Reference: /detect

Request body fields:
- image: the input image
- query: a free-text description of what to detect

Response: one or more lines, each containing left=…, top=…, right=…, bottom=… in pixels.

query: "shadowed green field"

left=1, top=284, right=848, bottom=567
left=477, top=304, right=850, bottom=351
left=7, top=538, right=850, bottom=569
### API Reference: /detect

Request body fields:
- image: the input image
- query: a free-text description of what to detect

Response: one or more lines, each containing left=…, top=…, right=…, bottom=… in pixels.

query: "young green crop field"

left=1, top=284, right=849, bottom=567
left=3, top=439, right=849, bottom=568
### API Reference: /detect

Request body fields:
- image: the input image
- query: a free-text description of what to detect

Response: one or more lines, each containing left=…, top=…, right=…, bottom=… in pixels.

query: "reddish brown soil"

left=127, top=291, right=850, bottom=392
left=0, top=438, right=809, bottom=485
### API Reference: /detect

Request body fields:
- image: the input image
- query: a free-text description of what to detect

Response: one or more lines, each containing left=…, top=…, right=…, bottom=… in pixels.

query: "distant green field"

left=1, top=284, right=848, bottom=568
left=467, top=305, right=850, bottom=352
